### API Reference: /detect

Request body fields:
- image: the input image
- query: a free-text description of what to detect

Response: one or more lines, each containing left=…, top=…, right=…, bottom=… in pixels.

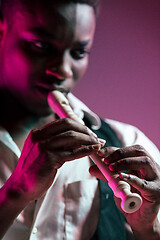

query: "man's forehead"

left=12, top=2, right=82, bottom=46
left=14, top=1, right=78, bottom=26
left=15, top=0, right=76, bottom=16
left=10, top=1, right=95, bottom=47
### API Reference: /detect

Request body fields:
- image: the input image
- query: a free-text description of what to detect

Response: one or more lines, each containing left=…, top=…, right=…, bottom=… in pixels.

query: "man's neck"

left=0, top=90, right=56, bottom=149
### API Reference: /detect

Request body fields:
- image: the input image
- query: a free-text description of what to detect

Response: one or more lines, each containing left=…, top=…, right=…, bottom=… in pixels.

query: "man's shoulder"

left=103, top=118, right=139, bottom=146
left=104, top=118, right=160, bottom=163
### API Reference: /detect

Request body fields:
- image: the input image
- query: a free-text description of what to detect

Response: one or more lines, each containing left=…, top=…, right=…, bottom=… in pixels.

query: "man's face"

left=0, top=2, right=96, bottom=115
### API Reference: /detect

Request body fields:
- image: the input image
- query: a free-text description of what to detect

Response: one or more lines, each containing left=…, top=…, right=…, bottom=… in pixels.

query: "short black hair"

left=0, top=0, right=100, bottom=21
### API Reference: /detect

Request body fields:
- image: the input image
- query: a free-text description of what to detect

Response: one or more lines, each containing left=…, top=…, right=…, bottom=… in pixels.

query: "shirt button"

left=106, top=193, right=109, bottom=199
left=32, top=227, right=38, bottom=234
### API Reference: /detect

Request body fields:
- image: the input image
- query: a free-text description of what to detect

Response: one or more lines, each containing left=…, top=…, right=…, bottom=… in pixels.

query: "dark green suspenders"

left=83, top=115, right=126, bottom=240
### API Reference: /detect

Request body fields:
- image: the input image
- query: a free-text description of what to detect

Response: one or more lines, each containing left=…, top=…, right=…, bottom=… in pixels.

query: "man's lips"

left=35, top=84, right=69, bottom=96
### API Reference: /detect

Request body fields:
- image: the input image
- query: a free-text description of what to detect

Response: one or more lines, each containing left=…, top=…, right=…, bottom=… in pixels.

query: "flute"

left=48, top=90, right=142, bottom=213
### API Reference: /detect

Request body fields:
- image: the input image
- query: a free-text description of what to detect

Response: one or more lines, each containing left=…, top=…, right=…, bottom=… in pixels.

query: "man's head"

left=0, top=0, right=100, bottom=22
left=0, top=0, right=98, bottom=116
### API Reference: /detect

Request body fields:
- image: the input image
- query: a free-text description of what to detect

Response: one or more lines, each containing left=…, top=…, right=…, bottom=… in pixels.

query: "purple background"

left=74, top=0, right=160, bottom=149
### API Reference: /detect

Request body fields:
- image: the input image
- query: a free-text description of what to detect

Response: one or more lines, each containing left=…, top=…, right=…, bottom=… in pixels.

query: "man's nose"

left=46, top=51, right=73, bottom=80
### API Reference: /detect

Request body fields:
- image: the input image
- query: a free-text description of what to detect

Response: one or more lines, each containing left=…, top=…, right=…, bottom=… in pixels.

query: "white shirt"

left=1, top=94, right=160, bottom=240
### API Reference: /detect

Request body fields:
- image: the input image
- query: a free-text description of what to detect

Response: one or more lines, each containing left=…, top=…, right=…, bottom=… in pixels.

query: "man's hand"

left=9, top=118, right=101, bottom=202
left=89, top=145, right=160, bottom=239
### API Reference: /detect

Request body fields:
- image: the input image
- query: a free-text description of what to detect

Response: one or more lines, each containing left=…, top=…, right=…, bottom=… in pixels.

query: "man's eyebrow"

left=73, top=40, right=90, bottom=47
left=29, top=27, right=55, bottom=39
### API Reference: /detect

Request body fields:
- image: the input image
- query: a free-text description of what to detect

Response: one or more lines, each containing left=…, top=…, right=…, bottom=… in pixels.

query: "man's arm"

left=0, top=179, right=29, bottom=239
left=0, top=118, right=102, bottom=238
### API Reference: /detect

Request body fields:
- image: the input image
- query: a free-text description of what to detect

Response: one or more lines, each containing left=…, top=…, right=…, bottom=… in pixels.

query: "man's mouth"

left=35, top=84, right=69, bottom=97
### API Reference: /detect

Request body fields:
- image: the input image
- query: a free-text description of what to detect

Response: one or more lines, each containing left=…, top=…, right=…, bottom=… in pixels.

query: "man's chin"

left=33, top=107, right=54, bottom=117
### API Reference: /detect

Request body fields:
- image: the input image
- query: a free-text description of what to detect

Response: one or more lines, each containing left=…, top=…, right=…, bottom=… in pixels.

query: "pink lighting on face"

left=45, top=69, right=64, bottom=80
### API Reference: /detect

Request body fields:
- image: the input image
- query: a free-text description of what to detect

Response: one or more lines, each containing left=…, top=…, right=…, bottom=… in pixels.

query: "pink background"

left=74, top=0, right=160, bottom=149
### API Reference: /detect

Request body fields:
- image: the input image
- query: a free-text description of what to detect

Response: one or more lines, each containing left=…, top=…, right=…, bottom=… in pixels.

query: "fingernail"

left=119, top=173, right=128, bottom=179
left=98, top=150, right=103, bottom=157
left=98, top=138, right=106, bottom=144
left=109, top=163, right=116, bottom=171
left=92, top=144, right=101, bottom=150
left=104, top=158, right=109, bottom=165
left=97, top=138, right=106, bottom=148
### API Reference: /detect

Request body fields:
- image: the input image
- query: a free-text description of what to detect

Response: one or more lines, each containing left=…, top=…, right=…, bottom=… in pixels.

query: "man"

left=0, top=0, right=160, bottom=239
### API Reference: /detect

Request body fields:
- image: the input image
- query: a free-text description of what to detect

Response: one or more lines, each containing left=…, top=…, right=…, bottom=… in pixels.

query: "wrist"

left=0, top=178, right=31, bottom=239
left=2, top=176, right=31, bottom=207
left=133, top=218, right=160, bottom=240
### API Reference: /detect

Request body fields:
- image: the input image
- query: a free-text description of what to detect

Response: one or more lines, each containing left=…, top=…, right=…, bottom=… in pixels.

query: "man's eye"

left=30, top=40, right=50, bottom=51
left=71, top=49, right=90, bottom=60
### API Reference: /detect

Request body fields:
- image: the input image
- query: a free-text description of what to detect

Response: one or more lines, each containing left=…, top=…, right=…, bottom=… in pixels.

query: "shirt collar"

left=0, top=127, right=21, bottom=157
left=67, top=93, right=101, bottom=130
